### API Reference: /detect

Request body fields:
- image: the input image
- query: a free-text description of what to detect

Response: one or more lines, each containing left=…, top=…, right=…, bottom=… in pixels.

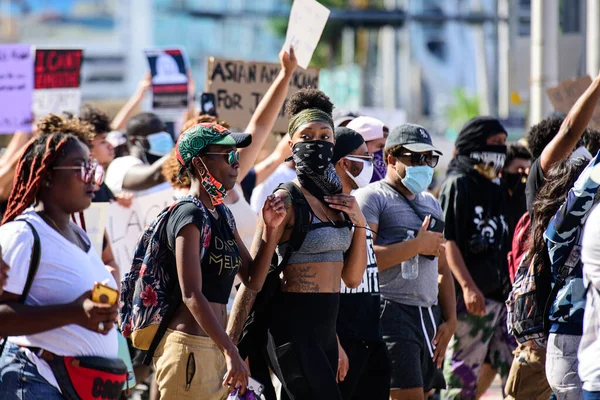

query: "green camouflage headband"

left=288, top=108, right=334, bottom=137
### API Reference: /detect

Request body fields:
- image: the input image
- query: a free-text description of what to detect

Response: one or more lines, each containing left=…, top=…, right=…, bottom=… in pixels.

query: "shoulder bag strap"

left=0, top=220, right=41, bottom=356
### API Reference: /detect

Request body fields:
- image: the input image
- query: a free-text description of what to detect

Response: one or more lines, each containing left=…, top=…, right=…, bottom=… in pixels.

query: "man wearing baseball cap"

left=332, top=127, right=391, bottom=400
left=355, top=123, right=457, bottom=400
left=151, top=122, right=286, bottom=399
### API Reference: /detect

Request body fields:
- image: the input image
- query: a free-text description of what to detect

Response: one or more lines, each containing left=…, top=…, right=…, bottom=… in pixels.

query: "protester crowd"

left=1, top=44, right=600, bottom=400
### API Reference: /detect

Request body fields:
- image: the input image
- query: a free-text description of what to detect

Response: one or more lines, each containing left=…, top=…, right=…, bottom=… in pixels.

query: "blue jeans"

left=0, top=342, right=64, bottom=399
left=584, top=391, right=600, bottom=400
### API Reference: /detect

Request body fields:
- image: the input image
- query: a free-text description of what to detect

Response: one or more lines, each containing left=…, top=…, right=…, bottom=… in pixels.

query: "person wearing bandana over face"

left=151, top=123, right=286, bottom=399
left=439, top=117, right=516, bottom=400
left=355, top=124, right=457, bottom=400
left=227, top=89, right=368, bottom=400
left=105, top=112, right=174, bottom=196
left=331, top=127, right=392, bottom=400
left=501, top=144, right=532, bottom=239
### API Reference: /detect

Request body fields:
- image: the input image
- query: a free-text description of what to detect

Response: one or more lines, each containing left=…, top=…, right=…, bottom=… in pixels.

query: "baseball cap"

left=347, top=116, right=385, bottom=142
left=332, top=127, right=365, bottom=164
left=333, top=109, right=359, bottom=127
left=176, top=123, right=252, bottom=166
left=386, top=123, right=443, bottom=155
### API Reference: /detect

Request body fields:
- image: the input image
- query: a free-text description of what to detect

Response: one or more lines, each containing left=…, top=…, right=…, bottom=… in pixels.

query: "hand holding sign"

left=284, top=0, right=330, bottom=69
left=280, top=45, right=298, bottom=77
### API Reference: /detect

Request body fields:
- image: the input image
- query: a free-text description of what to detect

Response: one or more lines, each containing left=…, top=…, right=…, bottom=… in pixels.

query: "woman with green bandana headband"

left=150, top=122, right=286, bottom=399
left=228, top=89, right=369, bottom=400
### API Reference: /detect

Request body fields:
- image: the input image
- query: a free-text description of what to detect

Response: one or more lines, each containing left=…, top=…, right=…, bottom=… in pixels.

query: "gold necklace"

left=40, top=212, right=69, bottom=238
left=317, top=202, right=339, bottom=226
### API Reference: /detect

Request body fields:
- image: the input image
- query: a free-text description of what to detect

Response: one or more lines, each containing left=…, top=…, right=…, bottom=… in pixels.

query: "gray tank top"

left=276, top=214, right=352, bottom=264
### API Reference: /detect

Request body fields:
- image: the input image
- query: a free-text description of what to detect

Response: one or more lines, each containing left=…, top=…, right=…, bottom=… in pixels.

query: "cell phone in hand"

left=200, top=92, right=217, bottom=116
left=91, top=283, right=119, bottom=305
left=427, top=216, right=445, bottom=234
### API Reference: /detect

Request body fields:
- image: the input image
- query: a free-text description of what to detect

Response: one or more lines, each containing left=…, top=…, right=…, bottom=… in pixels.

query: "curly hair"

left=162, top=149, right=191, bottom=190
left=181, top=115, right=230, bottom=133
left=79, top=104, right=112, bottom=136
left=2, top=133, right=82, bottom=224
left=527, top=158, right=587, bottom=274
left=37, top=114, right=93, bottom=148
left=285, top=88, right=334, bottom=119
left=526, top=116, right=590, bottom=160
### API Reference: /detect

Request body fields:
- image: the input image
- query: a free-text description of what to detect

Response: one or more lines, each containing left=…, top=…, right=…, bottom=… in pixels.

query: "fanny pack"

left=30, top=348, right=128, bottom=400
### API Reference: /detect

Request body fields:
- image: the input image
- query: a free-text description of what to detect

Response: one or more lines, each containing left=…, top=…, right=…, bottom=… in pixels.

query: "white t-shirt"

left=227, top=185, right=258, bottom=250
left=250, top=164, right=297, bottom=214
left=0, top=210, right=118, bottom=390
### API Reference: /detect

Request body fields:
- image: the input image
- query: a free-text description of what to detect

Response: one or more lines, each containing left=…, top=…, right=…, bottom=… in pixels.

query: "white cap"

left=347, top=116, right=385, bottom=142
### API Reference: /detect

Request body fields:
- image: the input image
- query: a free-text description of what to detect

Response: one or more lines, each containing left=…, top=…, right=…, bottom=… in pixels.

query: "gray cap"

left=386, top=123, right=442, bottom=155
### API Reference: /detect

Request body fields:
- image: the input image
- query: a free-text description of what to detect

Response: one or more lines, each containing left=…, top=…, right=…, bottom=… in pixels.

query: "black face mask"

left=503, top=172, right=527, bottom=195
left=292, top=140, right=342, bottom=201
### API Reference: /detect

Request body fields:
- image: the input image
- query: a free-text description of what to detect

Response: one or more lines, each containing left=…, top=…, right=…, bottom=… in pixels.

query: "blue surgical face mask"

left=146, top=132, right=174, bottom=156
left=397, top=165, right=434, bottom=194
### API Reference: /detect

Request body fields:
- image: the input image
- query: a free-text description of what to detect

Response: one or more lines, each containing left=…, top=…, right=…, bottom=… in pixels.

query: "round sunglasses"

left=54, top=162, right=105, bottom=186
left=205, top=150, right=240, bottom=165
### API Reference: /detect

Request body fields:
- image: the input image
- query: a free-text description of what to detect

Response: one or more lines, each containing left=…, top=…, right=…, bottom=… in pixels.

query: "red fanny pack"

left=40, top=351, right=128, bottom=400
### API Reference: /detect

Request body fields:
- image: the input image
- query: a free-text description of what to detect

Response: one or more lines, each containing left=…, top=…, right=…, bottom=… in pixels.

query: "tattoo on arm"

left=227, top=285, right=259, bottom=344
left=283, top=266, right=320, bottom=292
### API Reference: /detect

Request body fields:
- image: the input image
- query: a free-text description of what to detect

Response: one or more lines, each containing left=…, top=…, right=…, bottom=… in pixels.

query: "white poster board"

left=0, top=44, right=33, bottom=133
left=106, top=189, right=174, bottom=277
left=284, top=0, right=330, bottom=69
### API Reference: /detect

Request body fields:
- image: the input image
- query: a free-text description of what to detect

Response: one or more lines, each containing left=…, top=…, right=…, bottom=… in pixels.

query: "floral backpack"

left=118, top=196, right=234, bottom=365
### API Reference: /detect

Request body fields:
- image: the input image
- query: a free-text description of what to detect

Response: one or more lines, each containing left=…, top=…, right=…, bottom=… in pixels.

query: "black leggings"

left=268, top=292, right=341, bottom=400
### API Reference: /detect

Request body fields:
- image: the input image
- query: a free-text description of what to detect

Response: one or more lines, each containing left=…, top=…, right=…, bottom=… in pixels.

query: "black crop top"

left=166, top=202, right=241, bottom=304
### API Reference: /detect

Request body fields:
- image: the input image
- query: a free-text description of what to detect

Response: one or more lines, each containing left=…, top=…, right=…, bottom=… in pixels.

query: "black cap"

left=332, top=127, right=365, bottom=164
left=386, top=123, right=442, bottom=155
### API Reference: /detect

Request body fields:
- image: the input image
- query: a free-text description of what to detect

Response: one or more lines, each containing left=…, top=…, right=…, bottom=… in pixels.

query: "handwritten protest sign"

left=547, top=75, right=600, bottom=130
left=33, top=49, right=83, bottom=119
left=284, top=0, right=330, bottom=69
left=145, top=48, right=189, bottom=110
left=0, top=44, right=33, bottom=133
left=107, top=189, right=174, bottom=276
left=205, top=58, right=320, bottom=132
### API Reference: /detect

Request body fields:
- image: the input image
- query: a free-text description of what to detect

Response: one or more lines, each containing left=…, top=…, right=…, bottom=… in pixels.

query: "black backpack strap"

left=0, top=220, right=41, bottom=356
left=272, top=182, right=312, bottom=275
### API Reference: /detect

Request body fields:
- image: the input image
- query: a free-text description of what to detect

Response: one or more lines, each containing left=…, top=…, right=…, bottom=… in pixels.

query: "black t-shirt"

left=439, top=170, right=510, bottom=302
left=337, top=231, right=382, bottom=342
left=525, top=158, right=544, bottom=214
left=93, top=182, right=116, bottom=204
left=166, top=202, right=240, bottom=304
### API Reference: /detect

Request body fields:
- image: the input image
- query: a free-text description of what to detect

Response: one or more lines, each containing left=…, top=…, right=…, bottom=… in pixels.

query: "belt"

left=20, top=346, right=56, bottom=362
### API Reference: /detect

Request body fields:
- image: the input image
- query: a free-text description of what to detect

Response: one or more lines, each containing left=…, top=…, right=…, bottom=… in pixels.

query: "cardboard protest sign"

left=284, top=0, right=330, bottom=69
left=205, top=58, right=320, bottom=132
left=33, top=49, right=83, bottom=119
left=0, top=44, right=33, bottom=133
left=145, top=48, right=189, bottom=110
left=547, top=75, right=600, bottom=130
left=106, top=188, right=174, bottom=277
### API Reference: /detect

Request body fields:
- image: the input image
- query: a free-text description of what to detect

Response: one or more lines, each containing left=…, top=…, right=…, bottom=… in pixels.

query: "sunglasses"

left=205, top=150, right=240, bottom=165
left=395, top=152, right=439, bottom=168
left=54, top=162, right=105, bottom=186
left=345, top=154, right=374, bottom=163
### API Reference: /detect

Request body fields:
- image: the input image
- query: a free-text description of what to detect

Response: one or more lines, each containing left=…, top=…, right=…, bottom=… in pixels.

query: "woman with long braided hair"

left=0, top=127, right=122, bottom=399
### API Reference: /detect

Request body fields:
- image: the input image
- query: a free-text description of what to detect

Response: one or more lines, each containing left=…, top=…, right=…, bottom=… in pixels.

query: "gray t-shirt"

left=355, top=180, right=444, bottom=307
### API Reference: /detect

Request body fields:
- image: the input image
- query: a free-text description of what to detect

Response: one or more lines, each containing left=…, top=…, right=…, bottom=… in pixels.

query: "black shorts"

left=380, top=299, right=445, bottom=391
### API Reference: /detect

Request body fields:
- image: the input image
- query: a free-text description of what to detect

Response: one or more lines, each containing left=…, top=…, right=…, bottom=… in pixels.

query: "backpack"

left=118, top=196, right=215, bottom=365
left=237, top=182, right=312, bottom=358
left=507, top=212, right=531, bottom=284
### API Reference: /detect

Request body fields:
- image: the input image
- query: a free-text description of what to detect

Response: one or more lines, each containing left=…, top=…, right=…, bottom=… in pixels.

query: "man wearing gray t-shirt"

left=355, top=124, right=457, bottom=400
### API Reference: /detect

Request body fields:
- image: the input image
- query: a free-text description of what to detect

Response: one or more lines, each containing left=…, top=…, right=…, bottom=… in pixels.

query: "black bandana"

left=292, top=141, right=342, bottom=201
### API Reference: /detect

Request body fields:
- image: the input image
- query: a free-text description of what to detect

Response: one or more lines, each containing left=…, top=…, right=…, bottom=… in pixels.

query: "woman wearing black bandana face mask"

left=228, top=89, right=368, bottom=400
left=439, top=117, right=517, bottom=399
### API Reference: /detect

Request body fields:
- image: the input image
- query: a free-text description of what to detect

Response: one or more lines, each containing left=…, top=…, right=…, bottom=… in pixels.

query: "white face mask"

left=344, top=156, right=374, bottom=188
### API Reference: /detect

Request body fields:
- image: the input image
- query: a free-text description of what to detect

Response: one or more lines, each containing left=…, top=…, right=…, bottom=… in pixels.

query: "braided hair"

left=2, top=133, right=82, bottom=225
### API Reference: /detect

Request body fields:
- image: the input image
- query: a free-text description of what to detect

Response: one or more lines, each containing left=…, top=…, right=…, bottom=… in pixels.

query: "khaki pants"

left=505, top=343, right=552, bottom=400
left=153, top=329, right=228, bottom=400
